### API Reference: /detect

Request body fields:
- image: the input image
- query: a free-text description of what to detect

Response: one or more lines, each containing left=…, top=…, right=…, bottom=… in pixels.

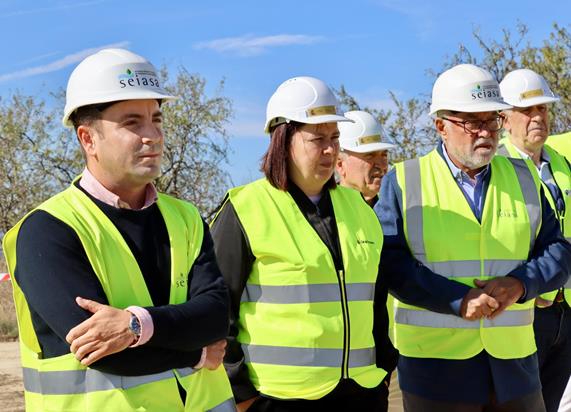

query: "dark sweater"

left=14, top=185, right=230, bottom=376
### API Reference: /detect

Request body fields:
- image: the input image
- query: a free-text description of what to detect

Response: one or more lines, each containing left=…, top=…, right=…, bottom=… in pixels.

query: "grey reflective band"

left=424, top=260, right=481, bottom=278
left=566, top=277, right=571, bottom=289
left=403, top=158, right=426, bottom=262
left=507, top=158, right=541, bottom=252
left=424, top=259, right=524, bottom=278
left=241, top=282, right=375, bottom=304
left=207, top=397, right=237, bottom=412
left=175, top=367, right=197, bottom=378
left=483, top=259, right=524, bottom=275
left=23, top=368, right=176, bottom=395
left=566, top=237, right=571, bottom=244
left=496, top=145, right=510, bottom=157
left=395, top=307, right=533, bottom=329
left=243, top=344, right=375, bottom=368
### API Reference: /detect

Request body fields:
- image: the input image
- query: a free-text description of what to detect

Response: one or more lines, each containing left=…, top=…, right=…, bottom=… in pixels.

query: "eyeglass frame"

left=439, top=114, right=504, bottom=133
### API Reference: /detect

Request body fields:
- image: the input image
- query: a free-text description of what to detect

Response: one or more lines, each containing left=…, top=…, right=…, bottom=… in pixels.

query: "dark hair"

left=261, top=121, right=336, bottom=191
left=70, top=101, right=119, bottom=131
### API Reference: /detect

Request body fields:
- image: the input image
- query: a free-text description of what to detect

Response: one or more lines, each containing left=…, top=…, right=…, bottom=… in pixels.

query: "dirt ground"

left=0, top=341, right=24, bottom=412
left=0, top=340, right=403, bottom=411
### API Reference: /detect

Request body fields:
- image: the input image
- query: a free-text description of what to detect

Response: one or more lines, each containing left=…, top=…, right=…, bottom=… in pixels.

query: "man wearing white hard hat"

left=211, top=76, right=394, bottom=411
left=336, top=110, right=396, bottom=206
left=376, top=63, right=571, bottom=411
left=496, top=68, right=571, bottom=412
left=2, top=48, right=235, bottom=411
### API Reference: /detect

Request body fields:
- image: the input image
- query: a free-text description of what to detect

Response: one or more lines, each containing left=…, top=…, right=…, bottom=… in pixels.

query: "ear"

left=500, top=112, right=511, bottom=134
left=76, top=124, right=98, bottom=156
left=335, top=154, right=346, bottom=177
left=434, top=118, right=447, bottom=141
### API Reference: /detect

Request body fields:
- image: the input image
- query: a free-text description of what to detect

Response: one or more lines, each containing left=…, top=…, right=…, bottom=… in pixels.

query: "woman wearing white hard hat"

left=211, top=76, right=393, bottom=411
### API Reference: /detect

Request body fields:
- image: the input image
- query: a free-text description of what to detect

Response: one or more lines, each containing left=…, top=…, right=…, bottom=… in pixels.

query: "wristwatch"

left=128, top=312, right=141, bottom=339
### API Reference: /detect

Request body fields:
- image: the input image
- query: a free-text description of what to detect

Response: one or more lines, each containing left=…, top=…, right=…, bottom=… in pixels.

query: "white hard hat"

left=499, top=69, right=559, bottom=108
left=339, top=110, right=395, bottom=153
left=62, top=48, right=176, bottom=127
left=264, top=76, right=351, bottom=134
left=429, top=64, right=512, bottom=116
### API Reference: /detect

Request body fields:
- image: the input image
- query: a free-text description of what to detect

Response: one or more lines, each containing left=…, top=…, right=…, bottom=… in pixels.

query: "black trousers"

left=535, top=301, right=571, bottom=412
left=248, top=378, right=389, bottom=412
left=402, top=390, right=545, bottom=412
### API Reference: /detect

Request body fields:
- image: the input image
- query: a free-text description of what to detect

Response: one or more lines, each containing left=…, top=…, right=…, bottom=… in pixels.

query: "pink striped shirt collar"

left=79, top=168, right=158, bottom=210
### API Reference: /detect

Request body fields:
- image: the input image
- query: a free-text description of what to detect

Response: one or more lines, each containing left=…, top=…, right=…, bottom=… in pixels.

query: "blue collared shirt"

left=375, top=143, right=571, bottom=403
left=441, top=144, right=490, bottom=221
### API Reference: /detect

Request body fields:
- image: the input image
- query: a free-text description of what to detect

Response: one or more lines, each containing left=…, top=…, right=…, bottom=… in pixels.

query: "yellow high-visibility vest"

left=2, top=182, right=235, bottom=412
left=394, top=150, right=541, bottom=360
left=224, top=178, right=387, bottom=400
left=497, top=137, right=571, bottom=302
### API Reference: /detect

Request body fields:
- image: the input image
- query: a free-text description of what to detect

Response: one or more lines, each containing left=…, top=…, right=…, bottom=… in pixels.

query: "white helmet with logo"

left=429, top=64, right=512, bottom=116
left=338, top=111, right=395, bottom=153
left=499, top=68, right=559, bottom=108
left=264, top=76, right=351, bottom=134
left=62, top=48, right=176, bottom=127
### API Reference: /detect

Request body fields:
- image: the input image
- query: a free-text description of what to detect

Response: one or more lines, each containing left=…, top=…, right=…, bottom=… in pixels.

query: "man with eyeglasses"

left=496, top=68, right=571, bottom=412
left=376, top=64, right=571, bottom=411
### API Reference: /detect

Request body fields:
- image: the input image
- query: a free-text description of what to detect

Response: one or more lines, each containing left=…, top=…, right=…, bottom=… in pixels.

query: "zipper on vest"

left=338, top=269, right=350, bottom=379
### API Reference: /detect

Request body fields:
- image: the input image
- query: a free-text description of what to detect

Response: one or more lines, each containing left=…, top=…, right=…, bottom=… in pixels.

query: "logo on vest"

left=565, top=189, right=571, bottom=197
left=498, top=210, right=518, bottom=218
left=357, top=239, right=375, bottom=245
left=175, top=273, right=187, bottom=288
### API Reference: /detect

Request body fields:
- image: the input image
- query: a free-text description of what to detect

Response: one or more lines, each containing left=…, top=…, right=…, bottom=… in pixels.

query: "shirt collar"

left=79, top=168, right=158, bottom=210
left=512, top=145, right=550, bottom=169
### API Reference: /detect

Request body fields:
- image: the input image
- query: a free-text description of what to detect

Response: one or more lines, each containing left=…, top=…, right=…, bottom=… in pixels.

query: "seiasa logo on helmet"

left=117, top=68, right=161, bottom=89
left=470, top=84, right=500, bottom=100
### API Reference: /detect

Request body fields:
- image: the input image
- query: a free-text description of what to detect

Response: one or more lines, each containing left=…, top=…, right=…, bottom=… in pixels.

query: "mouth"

left=139, top=153, right=162, bottom=159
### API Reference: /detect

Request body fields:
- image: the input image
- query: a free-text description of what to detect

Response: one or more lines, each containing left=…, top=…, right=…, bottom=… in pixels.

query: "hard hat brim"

left=504, top=95, right=560, bottom=109
left=264, top=114, right=353, bottom=134
left=342, top=142, right=396, bottom=153
left=62, top=90, right=177, bottom=128
left=301, top=114, right=354, bottom=125
left=430, top=101, right=512, bottom=116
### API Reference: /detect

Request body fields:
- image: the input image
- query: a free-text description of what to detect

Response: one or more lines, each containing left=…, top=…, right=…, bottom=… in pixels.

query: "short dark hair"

left=261, top=121, right=336, bottom=191
left=69, top=101, right=119, bottom=131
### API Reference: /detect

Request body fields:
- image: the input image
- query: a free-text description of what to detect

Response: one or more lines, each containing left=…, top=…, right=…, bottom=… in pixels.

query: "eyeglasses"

left=441, top=116, right=504, bottom=133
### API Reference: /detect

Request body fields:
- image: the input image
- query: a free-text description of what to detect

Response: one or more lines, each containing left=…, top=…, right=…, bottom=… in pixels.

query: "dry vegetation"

left=0, top=257, right=18, bottom=340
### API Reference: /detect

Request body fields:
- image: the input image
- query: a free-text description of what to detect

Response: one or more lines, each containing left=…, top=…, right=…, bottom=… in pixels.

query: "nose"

left=323, top=139, right=339, bottom=156
left=141, top=121, right=163, bottom=145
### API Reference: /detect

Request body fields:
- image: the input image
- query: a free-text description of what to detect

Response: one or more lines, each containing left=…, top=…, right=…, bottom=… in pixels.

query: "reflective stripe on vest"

left=23, top=368, right=191, bottom=395
left=241, top=282, right=375, bottom=303
left=242, top=344, right=375, bottom=368
left=423, top=259, right=525, bottom=278
left=395, top=307, right=534, bottom=329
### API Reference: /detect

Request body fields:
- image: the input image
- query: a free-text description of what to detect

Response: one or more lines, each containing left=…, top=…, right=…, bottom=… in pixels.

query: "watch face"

left=129, top=314, right=141, bottom=336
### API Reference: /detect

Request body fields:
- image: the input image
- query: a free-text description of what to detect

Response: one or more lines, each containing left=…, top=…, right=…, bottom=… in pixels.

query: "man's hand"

left=473, top=277, right=524, bottom=319
left=535, top=297, right=554, bottom=308
left=65, top=297, right=135, bottom=366
left=460, top=288, right=500, bottom=320
left=202, top=339, right=227, bottom=370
